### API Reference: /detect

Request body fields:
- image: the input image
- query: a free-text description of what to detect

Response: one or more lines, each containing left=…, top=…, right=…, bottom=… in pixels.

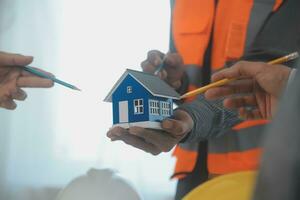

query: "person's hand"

left=141, top=50, right=185, bottom=90
left=204, top=61, right=291, bottom=119
left=107, top=110, right=194, bottom=155
left=0, top=51, right=54, bottom=110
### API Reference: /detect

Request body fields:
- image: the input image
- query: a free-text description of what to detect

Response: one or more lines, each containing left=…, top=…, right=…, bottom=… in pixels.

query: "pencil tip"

left=291, top=52, right=299, bottom=59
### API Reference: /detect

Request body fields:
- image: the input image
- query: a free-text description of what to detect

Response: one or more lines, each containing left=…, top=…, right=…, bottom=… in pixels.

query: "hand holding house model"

left=104, top=69, right=181, bottom=129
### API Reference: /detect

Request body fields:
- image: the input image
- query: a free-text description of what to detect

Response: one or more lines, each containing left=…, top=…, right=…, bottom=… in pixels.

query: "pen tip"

left=73, top=87, right=81, bottom=91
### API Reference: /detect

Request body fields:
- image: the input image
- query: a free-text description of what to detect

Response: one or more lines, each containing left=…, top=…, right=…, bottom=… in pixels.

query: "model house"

left=104, top=69, right=180, bottom=129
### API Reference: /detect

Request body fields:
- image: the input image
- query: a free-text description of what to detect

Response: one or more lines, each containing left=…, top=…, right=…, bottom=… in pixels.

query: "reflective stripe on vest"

left=209, top=124, right=266, bottom=154
left=171, top=0, right=283, bottom=179
left=208, top=149, right=262, bottom=175
left=208, top=120, right=269, bottom=174
left=172, top=142, right=199, bottom=179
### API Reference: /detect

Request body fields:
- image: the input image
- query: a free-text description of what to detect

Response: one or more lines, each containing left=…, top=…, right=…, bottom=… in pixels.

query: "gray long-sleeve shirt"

left=177, top=95, right=242, bottom=143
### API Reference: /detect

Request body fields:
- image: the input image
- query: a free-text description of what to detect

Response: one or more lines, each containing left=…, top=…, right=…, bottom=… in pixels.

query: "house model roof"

left=104, top=69, right=181, bottom=102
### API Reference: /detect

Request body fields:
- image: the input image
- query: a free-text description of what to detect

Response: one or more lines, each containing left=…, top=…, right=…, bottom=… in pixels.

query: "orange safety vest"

left=171, top=0, right=284, bottom=179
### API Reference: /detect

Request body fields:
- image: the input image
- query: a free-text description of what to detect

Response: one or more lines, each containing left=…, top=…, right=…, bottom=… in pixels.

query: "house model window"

left=134, top=99, right=144, bottom=114
left=127, top=86, right=132, bottom=94
left=149, top=100, right=160, bottom=115
left=161, top=102, right=171, bottom=116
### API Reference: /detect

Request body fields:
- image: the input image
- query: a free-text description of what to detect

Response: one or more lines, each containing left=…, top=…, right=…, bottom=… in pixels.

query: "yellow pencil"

left=180, top=52, right=299, bottom=99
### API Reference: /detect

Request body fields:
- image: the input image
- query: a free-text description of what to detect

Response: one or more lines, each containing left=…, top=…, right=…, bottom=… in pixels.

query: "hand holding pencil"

left=0, top=51, right=54, bottom=110
left=203, top=52, right=298, bottom=119
left=180, top=52, right=299, bottom=99
left=0, top=51, right=81, bottom=110
left=141, top=50, right=185, bottom=90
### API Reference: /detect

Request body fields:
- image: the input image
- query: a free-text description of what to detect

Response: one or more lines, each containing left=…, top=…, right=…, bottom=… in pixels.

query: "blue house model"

left=104, top=69, right=180, bottom=129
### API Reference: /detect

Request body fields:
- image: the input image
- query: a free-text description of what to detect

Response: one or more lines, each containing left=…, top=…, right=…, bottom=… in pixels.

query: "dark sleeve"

left=177, top=95, right=243, bottom=143
left=253, top=69, right=300, bottom=200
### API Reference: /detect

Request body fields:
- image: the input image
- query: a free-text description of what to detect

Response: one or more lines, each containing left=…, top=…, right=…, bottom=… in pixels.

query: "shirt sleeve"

left=177, top=95, right=243, bottom=143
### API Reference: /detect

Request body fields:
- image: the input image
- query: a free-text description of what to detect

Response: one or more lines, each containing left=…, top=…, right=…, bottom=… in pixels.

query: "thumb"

left=162, top=110, right=193, bottom=137
left=0, top=52, right=33, bottom=67
left=164, top=52, right=183, bottom=67
left=162, top=119, right=187, bottom=137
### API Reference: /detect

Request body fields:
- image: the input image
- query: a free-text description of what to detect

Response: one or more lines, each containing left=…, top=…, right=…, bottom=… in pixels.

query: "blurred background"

left=0, top=0, right=176, bottom=199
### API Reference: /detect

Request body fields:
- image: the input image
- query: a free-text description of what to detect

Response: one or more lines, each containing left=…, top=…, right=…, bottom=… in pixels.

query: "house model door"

left=119, top=101, right=129, bottom=123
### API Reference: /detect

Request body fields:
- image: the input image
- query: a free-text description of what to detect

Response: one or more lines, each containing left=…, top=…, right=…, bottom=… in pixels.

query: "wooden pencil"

left=180, top=52, right=299, bottom=99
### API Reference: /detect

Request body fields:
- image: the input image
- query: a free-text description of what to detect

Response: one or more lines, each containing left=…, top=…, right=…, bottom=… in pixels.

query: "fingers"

left=107, top=110, right=194, bottom=155
left=163, top=53, right=184, bottom=88
left=239, top=108, right=262, bottom=120
left=141, top=60, right=157, bottom=73
left=205, top=79, right=254, bottom=100
left=166, top=109, right=194, bottom=134
left=223, top=95, right=263, bottom=119
left=116, top=133, right=161, bottom=155
left=223, top=95, right=258, bottom=109
left=162, top=119, right=187, bottom=137
left=157, top=69, right=168, bottom=80
left=0, top=88, right=28, bottom=109
left=211, top=61, right=266, bottom=82
left=107, top=126, right=128, bottom=138
left=141, top=59, right=168, bottom=79
left=141, top=50, right=165, bottom=73
left=0, top=51, right=33, bottom=66
left=0, top=99, right=17, bottom=110
left=147, top=50, right=165, bottom=66
left=21, top=67, right=54, bottom=77
left=129, top=126, right=176, bottom=152
left=164, top=52, right=184, bottom=67
left=107, top=127, right=161, bottom=155
left=143, top=51, right=183, bottom=72
left=126, top=116, right=190, bottom=153
left=11, top=89, right=27, bottom=101
left=141, top=50, right=184, bottom=89
left=250, top=109, right=262, bottom=119
left=17, top=76, right=54, bottom=88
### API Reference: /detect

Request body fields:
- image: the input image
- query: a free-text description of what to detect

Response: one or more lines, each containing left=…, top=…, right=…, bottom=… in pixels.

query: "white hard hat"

left=56, top=168, right=142, bottom=200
